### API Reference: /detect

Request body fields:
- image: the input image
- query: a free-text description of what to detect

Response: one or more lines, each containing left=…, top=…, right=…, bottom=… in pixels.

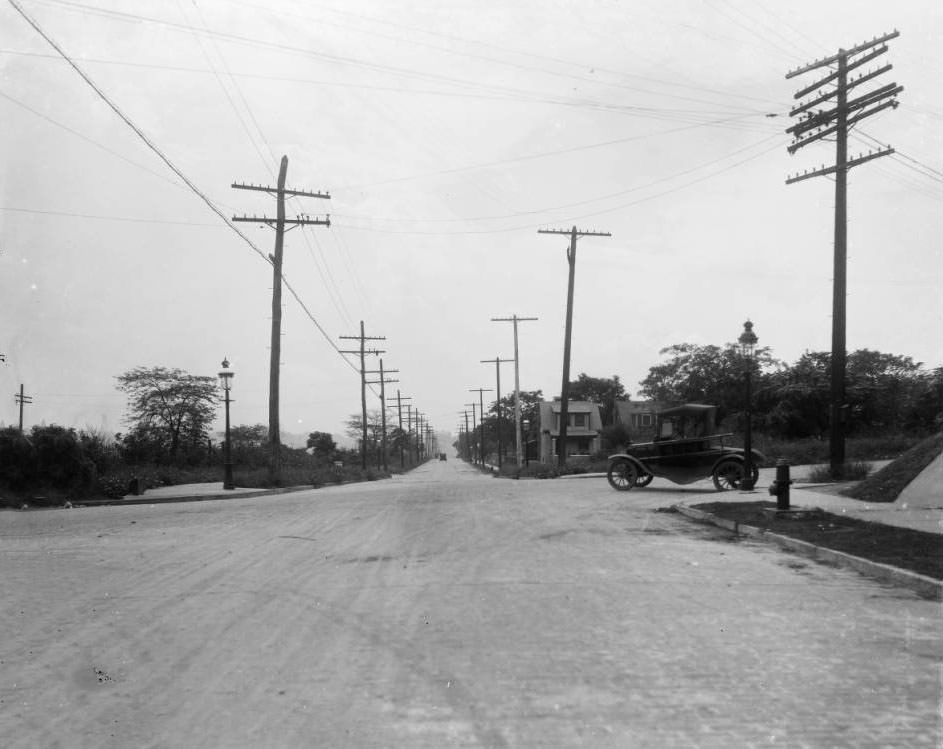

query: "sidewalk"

left=561, top=462, right=942, bottom=536
left=715, top=462, right=943, bottom=536
left=77, top=482, right=313, bottom=507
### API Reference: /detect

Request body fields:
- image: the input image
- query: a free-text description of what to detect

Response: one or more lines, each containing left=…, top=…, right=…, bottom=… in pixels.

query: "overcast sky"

left=2, top=0, right=941, bottom=443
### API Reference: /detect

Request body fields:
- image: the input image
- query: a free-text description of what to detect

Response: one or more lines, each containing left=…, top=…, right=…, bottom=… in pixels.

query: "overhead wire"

left=338, top=140, right=784, bottom=236
left=227, top=0, right=784, bottom=112
left=336, top=132, right=782, bottom=225
left=260, top=0, right=785, bottom=108
left=336, top=112, right=780, bottom=192
left=173, top=2, right=358, bottom=332
left=6, top=0, right=361, bottom=378
left=26, top=0, right=776, bottom=119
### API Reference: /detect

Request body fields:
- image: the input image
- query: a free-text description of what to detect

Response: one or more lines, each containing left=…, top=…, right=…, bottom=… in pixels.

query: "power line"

left=7, top=0, right=360, bottom=382
left=0, top=48, right=776, bottom=116
left=0, top=89, right=185, bottom=190
left=337, top=140, right=782, bottom=236
left=337, top=113, right=778, bottom=192
left=30, top=0, right=767, bottom=117
left=251, top=0, right=784, bottom=108
left=339, top=132, right=781, bottom=224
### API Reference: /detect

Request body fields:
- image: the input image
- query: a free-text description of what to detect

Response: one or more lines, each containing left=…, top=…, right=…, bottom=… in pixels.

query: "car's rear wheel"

left=712, top=458, right=757, bottom=491
left=607, top=458, right=638, bottom=491
left=635, top=472, right=654, bottom=487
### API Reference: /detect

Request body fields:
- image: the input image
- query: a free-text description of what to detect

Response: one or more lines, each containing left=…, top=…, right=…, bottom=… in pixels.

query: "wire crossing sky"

left=1, top=0, right=940, bottom=442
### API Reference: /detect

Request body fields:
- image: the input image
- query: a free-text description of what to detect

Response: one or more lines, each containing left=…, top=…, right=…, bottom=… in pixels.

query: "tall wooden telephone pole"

left=538, top=226, right=611, bottom=467
left=340, top=321, right=386, bottom=469
left=233, top=155, right=331, bottom=480
left=365, top=360, right=399, bottom=471
left=468, top=387, right=493, bottom=467
left=480, top=357, right=513, bottom=468
left=492, top=314, right=538, bottom=467
left=15, top=384, right=32, bottom=432
left=785, top=30, right=901, bottom=478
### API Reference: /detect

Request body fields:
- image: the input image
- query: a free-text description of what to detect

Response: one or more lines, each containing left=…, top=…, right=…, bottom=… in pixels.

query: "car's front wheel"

left=607, top=458, right=638, bottom=491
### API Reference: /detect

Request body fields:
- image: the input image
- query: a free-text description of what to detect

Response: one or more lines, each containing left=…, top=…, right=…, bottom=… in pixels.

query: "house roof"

left=545, top=400, right=598, bottom=413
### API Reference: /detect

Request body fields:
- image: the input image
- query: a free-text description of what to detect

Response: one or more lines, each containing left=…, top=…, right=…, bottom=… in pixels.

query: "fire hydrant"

left=768, top=459, right=793, bottom=511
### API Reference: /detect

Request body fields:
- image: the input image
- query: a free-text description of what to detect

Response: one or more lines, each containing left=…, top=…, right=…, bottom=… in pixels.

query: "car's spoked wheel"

left=607, top=459, right=638, bottom=491
left=635, top=472, right=654, bottom=488
left=712, top=459, right=744, bottom=491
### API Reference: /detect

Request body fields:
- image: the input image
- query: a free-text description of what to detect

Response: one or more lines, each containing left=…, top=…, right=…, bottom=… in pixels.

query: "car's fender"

left=607, top=453, right=648, bottom=473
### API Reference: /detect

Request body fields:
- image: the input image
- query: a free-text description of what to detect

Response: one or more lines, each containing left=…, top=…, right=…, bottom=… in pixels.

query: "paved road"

left=1, top=460, right=940, bottom=747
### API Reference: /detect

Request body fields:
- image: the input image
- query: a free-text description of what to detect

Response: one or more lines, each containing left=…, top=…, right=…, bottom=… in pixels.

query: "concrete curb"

left=673, top=503, right=943, bottom=601
left=74, top=485, right=315, bottom=508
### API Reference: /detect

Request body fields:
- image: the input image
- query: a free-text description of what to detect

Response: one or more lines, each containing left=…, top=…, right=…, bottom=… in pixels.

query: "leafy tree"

left=567, top=373, right=627, bottom=425
left=758, top=350, right=934, bottom=438
left=116, top=366, right=218, bottom=462
left=224, top=424, right=269, bottom=468
left=344, top=410, right=384, bottom=444
left=230, top=424, right=268, bottom=450
left=306, top=431, right=337, bottom=456
left=599, top=422, right=633, bottom=451
left=638, top=343, right=776, bottom=423
left=481, top=390, right=543, bottom=462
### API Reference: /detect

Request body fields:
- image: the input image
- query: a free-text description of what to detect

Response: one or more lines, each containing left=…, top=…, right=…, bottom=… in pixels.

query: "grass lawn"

left=691, top=500, right=943, bottom=581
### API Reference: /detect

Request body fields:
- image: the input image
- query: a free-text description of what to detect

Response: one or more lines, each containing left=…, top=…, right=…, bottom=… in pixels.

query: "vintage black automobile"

left=606, top=404, right=764, bottom=491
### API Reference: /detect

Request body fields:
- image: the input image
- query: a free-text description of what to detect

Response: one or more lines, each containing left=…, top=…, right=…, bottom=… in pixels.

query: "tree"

left=638, top=343, right=776, bottom=424
left=567, top=373, right=627, bottom=425
left=225, top=424, right=269, bottom=468
left=116, top=366, right=218, bottom=462
left=306, top=431, right=337, bottom=456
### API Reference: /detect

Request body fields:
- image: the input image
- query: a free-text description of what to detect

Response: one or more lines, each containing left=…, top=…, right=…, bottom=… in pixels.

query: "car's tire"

left=712, top=458, right=751, bottom=491
left=635, top=472, right=654, bottom=488
left=607, top=458, right=638, bottom=491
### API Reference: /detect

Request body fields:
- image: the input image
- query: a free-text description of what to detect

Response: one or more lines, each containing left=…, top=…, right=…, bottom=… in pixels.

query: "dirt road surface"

left=2, top=460, right=940, bottom=747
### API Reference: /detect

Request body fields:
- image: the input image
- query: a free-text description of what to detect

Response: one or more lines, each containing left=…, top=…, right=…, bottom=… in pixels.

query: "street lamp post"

left=218, top=357, right=235, bottom=491
left=738, top=321, right=758, bottom=491
left=522, top=418, right=530, bottom=467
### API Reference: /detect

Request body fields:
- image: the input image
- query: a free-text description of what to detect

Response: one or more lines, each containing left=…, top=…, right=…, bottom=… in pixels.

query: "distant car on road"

left=439, top=452, right=447, bottom=461
left=606, top=404, right=764, bottom=492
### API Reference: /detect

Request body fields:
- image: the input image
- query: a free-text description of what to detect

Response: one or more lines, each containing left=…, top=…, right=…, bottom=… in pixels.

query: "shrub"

left=0, top=427, right=36, bottom=491
left=0, top=425, right=97, bottom=496
left=807, top=461, right=872, bottom=483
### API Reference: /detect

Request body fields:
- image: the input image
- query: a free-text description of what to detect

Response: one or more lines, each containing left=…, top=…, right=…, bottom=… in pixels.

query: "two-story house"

left=538, top=400, right=603, bottom=463
left=613, top=400, right=666, bottom=443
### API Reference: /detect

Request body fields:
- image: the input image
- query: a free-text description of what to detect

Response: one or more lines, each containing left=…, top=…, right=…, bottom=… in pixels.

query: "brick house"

left=538, top=400, right=603, bottom=463
left=614, top=401, right=665, bottom=443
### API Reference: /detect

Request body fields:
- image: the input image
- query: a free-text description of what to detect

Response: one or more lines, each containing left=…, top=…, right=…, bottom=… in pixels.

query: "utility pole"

left=406, top=404, right=415, bottom=464
left=365, top=360, right=398, bottom=472
left=480, top=357, right=513, bottom=469
left=538, top=226, right=611, bottom=467
left=233, top=156, right=331, bottom=480
left=339, top=321, right=386, bottom=469
left=492, top=315, right=538, bottom=467
left=415, top=413, right=424, bottom=462
left=469, top=388, right=493, bottom=467
left=458, top=411, right=471, bottom=461
left=785, top=30, right=901, bottom=478
left=464, top=402, right=478, bottom=464
left=14, top=384, right=32, bottom=432
left=395, top=390, right=412, bottom=469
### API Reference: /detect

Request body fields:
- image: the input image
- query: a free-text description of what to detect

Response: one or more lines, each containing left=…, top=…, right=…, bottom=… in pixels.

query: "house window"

left=572, top=412, right=586, bottom=428
left=641, top=413, right=653, bottom=427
